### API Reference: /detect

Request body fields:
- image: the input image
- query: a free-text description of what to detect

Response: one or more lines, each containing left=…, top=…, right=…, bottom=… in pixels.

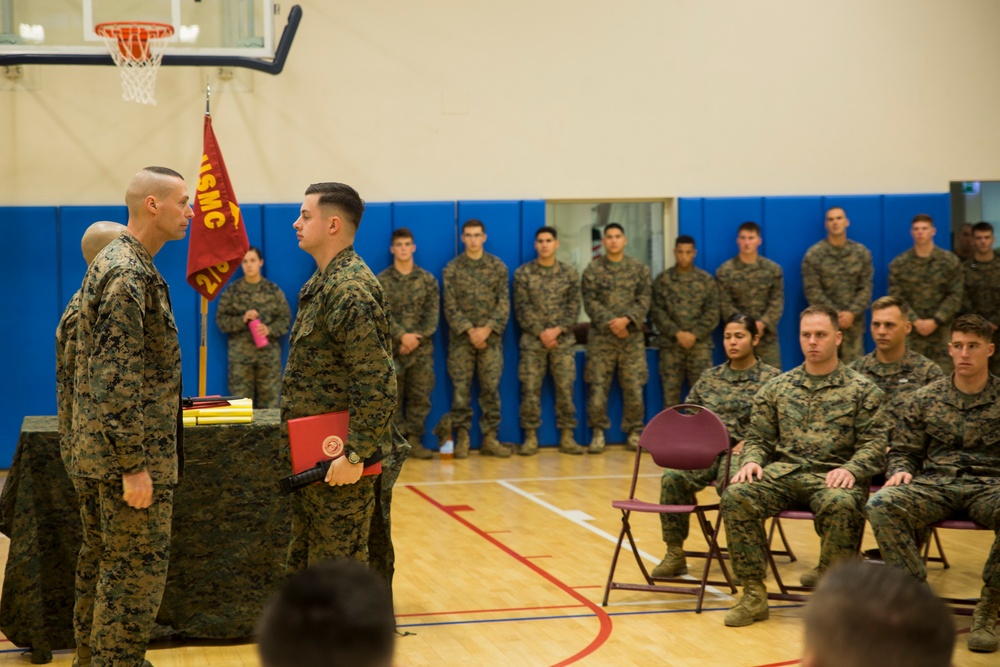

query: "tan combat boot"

left=651, top=545, right=688, bottom=578
left=519, top=430, right=539, bottom=456
left=455, top=429, right=470, bottom=459
left=559, top=429, right=585, bottom=455
left=407, top=434, right=434, bottom=460
left=588, top=430, right=606, bottom=454
left=724, top=580, right=769, bottom=627
left=625, top=430, right=641, bottom=451
left=72, top=645, right=92, bottom=667
left=480, top=432, right=512, bottom=458
left=799, top=566, right=823, bottom=587
left=969, top=585, right=1000, bottom=653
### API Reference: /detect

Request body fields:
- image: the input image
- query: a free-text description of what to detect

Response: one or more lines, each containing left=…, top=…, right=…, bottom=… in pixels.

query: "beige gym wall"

left=2, top=0, right=999, bottom=205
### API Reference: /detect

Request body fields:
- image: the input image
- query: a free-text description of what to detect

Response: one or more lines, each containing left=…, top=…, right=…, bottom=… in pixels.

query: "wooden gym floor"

left=0, top=449, right=996, bottom=666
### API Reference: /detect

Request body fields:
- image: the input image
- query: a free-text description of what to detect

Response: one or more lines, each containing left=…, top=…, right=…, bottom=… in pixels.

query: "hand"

left=243, top=309, right=260, bottom=323
left=884, top=471, right=913, bottom=487
left=539, top=327, right=561, bottom=349
left=913, top=319, right=938, bottom=337
left=257, top=322, right=270, bottom=338
left=837, top=311, right=855, bottom=330
left=325, top=455, right=364, bottom=486
left=732, top=440, right=745, bottom=456
left=468, top=327, right=491, bottom=349
left=609, top=317, right=631, bottom=339
left=731, top=462, right=763, bottom=484
left=122, top=470, right=153, bottom=509
left=399, top=332, right=422, bottom=355
left=675, top=331, right=697, bottom=349
left=825, top=467, right=856, bottom=489
left=756, top=320, right=767, bottom=337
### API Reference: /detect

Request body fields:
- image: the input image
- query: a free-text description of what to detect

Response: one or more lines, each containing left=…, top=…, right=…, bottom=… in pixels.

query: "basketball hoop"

left=95, top=21, right=174, bottom=105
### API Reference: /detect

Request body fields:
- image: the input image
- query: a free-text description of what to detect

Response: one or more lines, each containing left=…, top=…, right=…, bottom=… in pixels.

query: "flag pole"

left=198, top=82, right=212, bottom=397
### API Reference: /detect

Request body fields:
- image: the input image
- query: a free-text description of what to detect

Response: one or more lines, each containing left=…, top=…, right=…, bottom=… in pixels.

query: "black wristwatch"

left=345, top=449, right=362, bottom=465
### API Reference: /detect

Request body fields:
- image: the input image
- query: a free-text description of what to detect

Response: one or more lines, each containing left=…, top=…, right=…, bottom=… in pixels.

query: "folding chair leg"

left=767, top=516, right=797, bottom=562
left=602, top=512, right=631, bottom=606
left=921, top=526, right=950, bottom=569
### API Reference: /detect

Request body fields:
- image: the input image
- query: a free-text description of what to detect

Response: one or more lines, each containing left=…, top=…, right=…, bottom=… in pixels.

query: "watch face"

left=347, top=451, right=361, bottom=464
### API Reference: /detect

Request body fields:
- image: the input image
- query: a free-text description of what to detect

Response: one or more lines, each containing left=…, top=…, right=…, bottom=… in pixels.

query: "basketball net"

left=95, top=22, right=174, bottom=106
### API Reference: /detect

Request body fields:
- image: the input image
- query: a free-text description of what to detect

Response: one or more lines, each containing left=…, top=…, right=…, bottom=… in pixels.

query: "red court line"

left=398, top=603, right=585, bottom=618
left=407, top=486, right=614, bottom=666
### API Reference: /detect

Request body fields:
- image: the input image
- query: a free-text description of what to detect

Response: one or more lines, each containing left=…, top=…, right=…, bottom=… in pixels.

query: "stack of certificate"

left=182, top=397, right=254, bottom=426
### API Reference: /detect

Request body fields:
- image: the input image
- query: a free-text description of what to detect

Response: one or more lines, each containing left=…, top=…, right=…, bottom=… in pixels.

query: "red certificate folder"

left=287, top=411, right=381, bottom=476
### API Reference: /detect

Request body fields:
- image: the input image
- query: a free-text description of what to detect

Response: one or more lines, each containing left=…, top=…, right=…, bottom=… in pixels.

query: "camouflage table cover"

left=0, top=410, right=289, bottom=659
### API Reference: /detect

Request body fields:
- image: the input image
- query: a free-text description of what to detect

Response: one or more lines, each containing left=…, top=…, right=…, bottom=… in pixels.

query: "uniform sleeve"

left=761, top=263, right=784, bottom=328
left=716, top=264, right=736, bottom=321
left=848, top=247, right=874, bottom=317
left=417, top=274, right=440, bottom=338
left=741, top=381, right=779, bottom=468
left=215, top=283, right=247, bottom=334
left=266, top=283, right=292, bottom=339
left=693, top=277, right=720, bottom=341
left=650, top=274, right=679, bottom=339
left=55, top=305, right=79, bottom=446
left=442, top=261, right=473, bottom=335
left=559, top=266, right=581, bottom=333
left=801, top=249, right=833, bottom=308
left=582, top=264, right=613, bottom=331
left=934, top=255, right=964, bottom=324
left=513, top=266, right=542, bottom=336
left=840, top=385, right=888, bottom=481
left=961, top=264, right=974, bottom=315
left=626, top=264, right=652, bottom=329
left=484, top=261, right=510, bottom=336
left=886, top=392, right=929, bottom=477
left=887, top=257, right=913, bottom=319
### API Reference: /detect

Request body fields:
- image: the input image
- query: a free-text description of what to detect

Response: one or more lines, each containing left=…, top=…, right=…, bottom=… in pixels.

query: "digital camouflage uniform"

left=376, top=265, right=440, bottom=438
left=962, top=255, right=1000, bottom=376
left=581, top=255, right=652, bottom=434
left=651, top=266, right=719, bottom=407
left=513, top=259, right=580, bottom=431
left=368, top=424, right=410, bottom=612
left=715, top=256, right=784, bottom=370
left=888, top=247, right=963, bottom=374
left=215, top=277, right=291, bottom=409
left=867, top=376, right=1000, bottom=589
left=55, top=290, right=82, bottom=473
left=720, top=363, right=887, bottom=581
left=71, top=231, right=182, bottom=667
left=850, top=349, right=944, bottom=430
left=801, top=239, right=873, bottom=363
left=659, top=359, right=781, bottom=545
left=443, top=252, right=509, bottom=436
left=281, top=246, right=396, bottom=570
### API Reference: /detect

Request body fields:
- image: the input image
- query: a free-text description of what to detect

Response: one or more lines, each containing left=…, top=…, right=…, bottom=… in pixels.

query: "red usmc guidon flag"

left=186, top=114, right=249, bottom=300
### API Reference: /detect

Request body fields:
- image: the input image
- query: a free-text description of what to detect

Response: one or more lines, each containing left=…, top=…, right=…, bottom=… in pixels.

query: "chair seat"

left=776, top=509, right=815, bottom=521
left=612, top=499, right=715, bottom=514
left=932, top=518, right=988, bottom=530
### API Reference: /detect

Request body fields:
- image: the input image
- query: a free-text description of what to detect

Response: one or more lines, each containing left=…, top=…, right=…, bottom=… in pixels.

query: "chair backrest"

left=638, top=405, right=731, bottom=472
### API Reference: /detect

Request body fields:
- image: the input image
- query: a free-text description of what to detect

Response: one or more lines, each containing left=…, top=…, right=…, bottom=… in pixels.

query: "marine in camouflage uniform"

left=582, top=251, right=652, bottom=447
left=716, top=256, right=784, bottom=369
left=71, top=222, right=184, bottom=667
left=55, top=290, right=82, bottom=474
left=367, top=424, right=410, bottom=615
left=801, top=233, right=873, bottom=363
left=651, top=260, right=719, bottom=408
left=962, top=252, right=1000, bottom=376
left=443, top=234, right=510, bottom=455
left=888, top=244, right=963, bottom=374
left=850, top=348, right=943, bottom=425
left=216, top=276, right=291, bottom=409
left=513, top=247, right=581, bottom=453
left=376, top=263, right=439, bottom=445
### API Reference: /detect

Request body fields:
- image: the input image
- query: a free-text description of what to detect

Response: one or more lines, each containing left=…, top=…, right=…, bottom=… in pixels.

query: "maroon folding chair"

left=602, top=405, right=736, bottom=612
left=924, top=513, right=991, bottom=615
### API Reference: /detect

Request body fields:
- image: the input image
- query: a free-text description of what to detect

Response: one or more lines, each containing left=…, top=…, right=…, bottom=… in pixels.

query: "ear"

left=145, top=195, right=158, bottom=214
left=327, top=215, right=341, bottom=236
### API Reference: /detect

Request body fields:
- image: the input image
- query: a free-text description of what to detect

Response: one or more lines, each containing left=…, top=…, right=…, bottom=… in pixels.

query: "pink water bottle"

left=248, top=319, right=269, bottom=348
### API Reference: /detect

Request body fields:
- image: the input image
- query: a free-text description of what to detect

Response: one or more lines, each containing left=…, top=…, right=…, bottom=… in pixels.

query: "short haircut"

left=125, top=166, right=185, bottom=215
left=462, top=218, right=485, bottom=233
left=535, top=225, right=558, bottom=240
left=246, top=246, right=263, bottom=260
left=951, top=313, right=994, bottom=342
left=825, top=206, right=845, bottom=216
left=391, top=227, right=413, bottom=242
left=675, top=234, right=696, bottom=248
left=738, top=221, right=761, bottom=235
left=143, top=165, right=184, bottom=181
left=911, top=213, right=934, bottom=226
left=725, top=312, right=758, bottom=338
left=800, top=304, right=839, bottom=330
left=870, top=295, right=910, bottom=318
left=604, top=222, right=624, bottom=236
left=803, top=561, right=953, bottom=667
left=304, top=182, right=365, bottom=230
left=973, top=221, right=994, bottom=235
left=257, top=560, right=395, bottom=667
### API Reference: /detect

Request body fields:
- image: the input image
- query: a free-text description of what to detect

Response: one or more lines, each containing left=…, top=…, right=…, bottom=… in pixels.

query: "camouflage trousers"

left=73, top=478, right=173, bottom=667
left=755, top=332, right=782, bottom=370
left=369, top=430, right=410, bottom=610
left=228, top=342, right=282, bottom=409
left=287, top=476, right=376, bottom=572
left=585, top=334, right=647, bottom=433
left=448, top=335, right=503, bottom=434
left=908, top=328, right=952, bottom=375
left=658, top=344, right=713, bottom=408
left=519, top=339, right=577, bottom=430
left=867, top=479, right=1000, bottom=588
left=395, top=351, right=435, bottom=437
left=659, top=451, right=732, bottom=545
left=720, top=470, right=867, bottom=581
left=838, top=319, right=865, bottom=364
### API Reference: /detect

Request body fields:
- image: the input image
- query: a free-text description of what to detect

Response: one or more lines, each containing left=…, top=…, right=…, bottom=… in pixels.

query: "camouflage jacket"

left=686, top=359, right=781, bottom=442
left=282, top=247, right=396, bottom=462
left=850, top=349, right=944, bottom=420
left=961, top=255, right=1000, bottom=327
left=443, top=252, right=510, bottom=338
left=581, top=255, right=651, bottom=338
left=715, top=256, right=784, bottom=330
left=801, top=239, right=873, bottom=317
left=71, top=232, right=182, bottom=483
left=651, top=266, right=718, bottom=349
left=55, top=290, right=82, bottom=472
left=376, top=264, right=440, bottom=357
left=889, top=375, right=1000, bottom=483
left=513, top=259, right=580, bottom=349
left=742, top=362, right=887, bottom=481
left=216, top=277, right=291, bottom=354
left=888, top=247, right=963, bottom=323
